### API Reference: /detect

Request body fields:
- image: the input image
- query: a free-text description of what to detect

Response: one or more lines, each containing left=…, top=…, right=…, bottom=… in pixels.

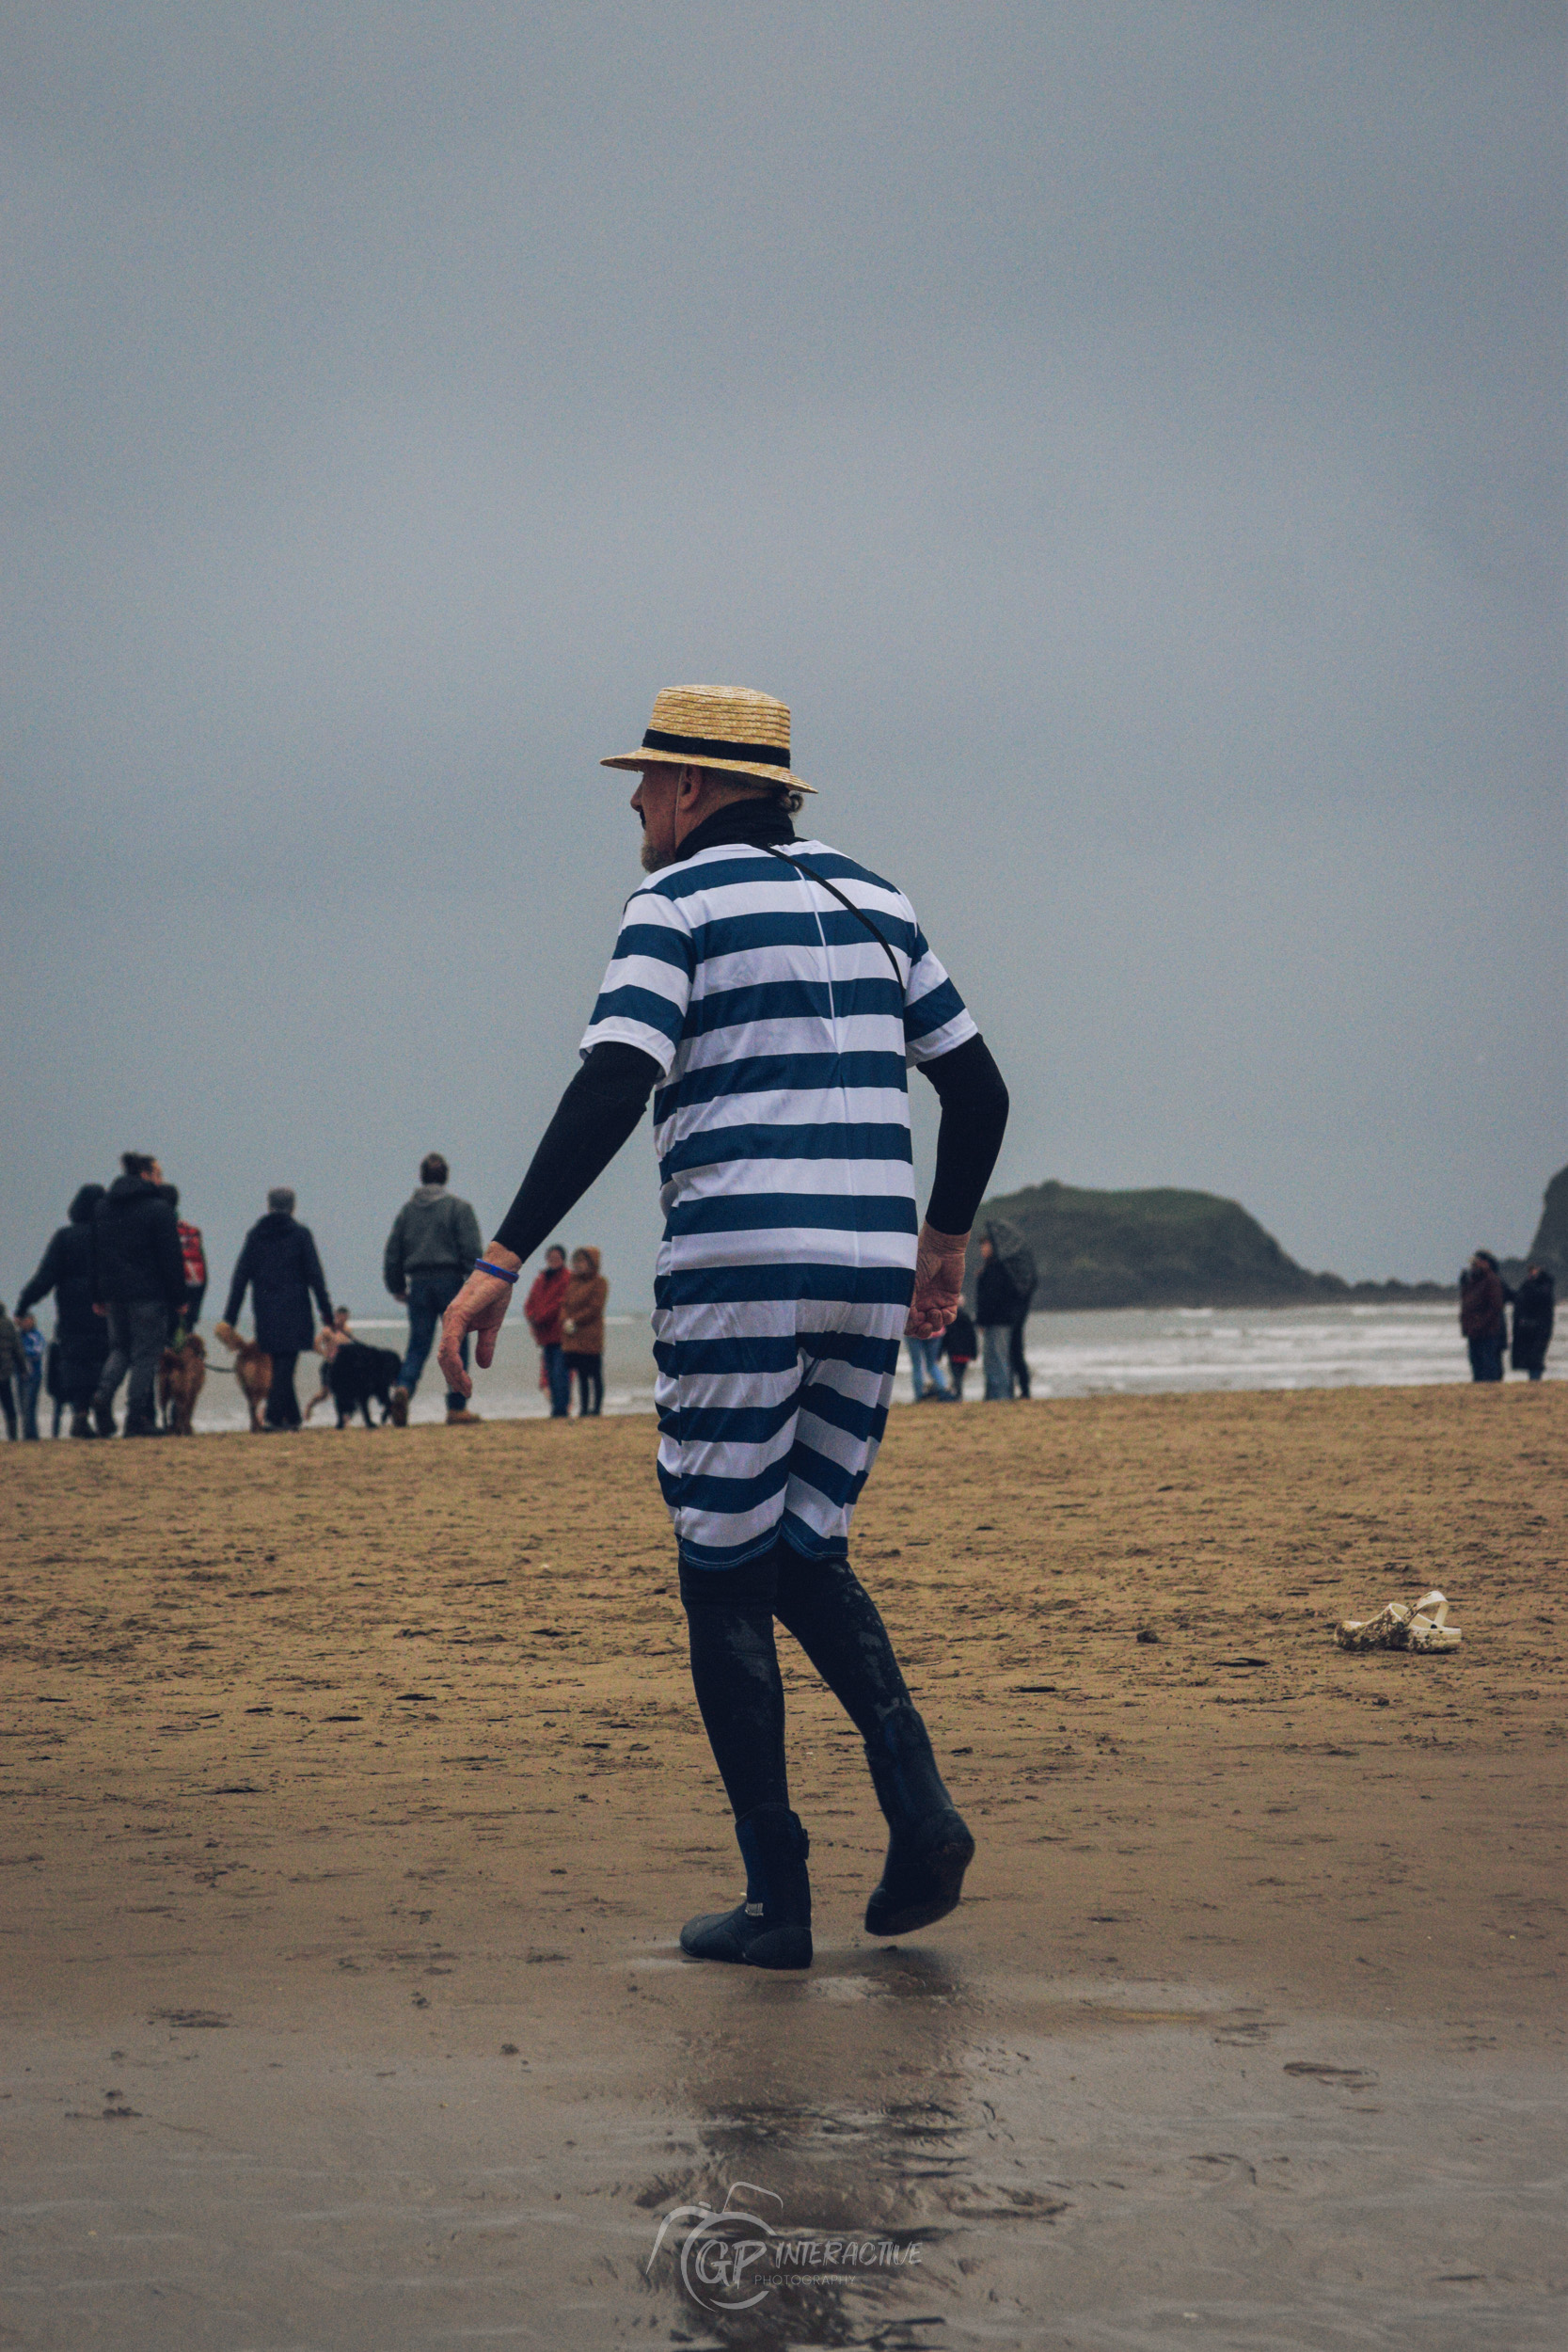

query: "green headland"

left=968, top=1177, right=1460, bottom=1311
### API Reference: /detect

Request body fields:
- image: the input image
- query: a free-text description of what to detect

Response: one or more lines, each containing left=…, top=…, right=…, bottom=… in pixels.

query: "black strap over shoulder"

left=761, top=847, right=905, bottom=996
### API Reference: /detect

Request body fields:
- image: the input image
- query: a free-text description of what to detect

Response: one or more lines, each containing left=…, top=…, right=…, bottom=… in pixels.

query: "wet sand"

left=2, top=1388, right=1563, bottom=2346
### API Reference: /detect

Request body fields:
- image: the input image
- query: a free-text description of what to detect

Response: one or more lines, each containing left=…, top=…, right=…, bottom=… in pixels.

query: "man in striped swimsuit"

left=439, top=686, right=1008, bottom=1970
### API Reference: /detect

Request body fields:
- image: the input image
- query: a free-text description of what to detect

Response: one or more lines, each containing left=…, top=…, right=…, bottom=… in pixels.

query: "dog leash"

left=760, top=846, right=905, bottom=996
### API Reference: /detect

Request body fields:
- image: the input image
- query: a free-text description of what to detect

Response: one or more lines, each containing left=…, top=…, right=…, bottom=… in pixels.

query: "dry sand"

left=2, top=1387, right=1563, bottom=2348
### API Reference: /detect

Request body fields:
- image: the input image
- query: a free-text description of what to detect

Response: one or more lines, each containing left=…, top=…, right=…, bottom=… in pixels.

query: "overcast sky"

left=3, top=1, right=1563, bottom=1323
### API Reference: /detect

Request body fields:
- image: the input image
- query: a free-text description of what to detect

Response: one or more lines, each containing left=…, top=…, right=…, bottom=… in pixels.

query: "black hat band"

left=641, top=727, right=791, bottom=769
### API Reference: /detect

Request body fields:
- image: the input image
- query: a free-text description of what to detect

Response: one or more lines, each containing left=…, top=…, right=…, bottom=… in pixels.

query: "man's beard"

left=640, top=833, right=673, bottom=874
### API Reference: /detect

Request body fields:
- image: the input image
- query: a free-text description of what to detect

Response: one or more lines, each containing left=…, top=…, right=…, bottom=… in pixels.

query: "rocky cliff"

left=1523, top=1166, right=1568, bottom=1276
left=1504, top=1163, right=1568, bottom=1286
left=968, top=1179, right=1451, bottom=1311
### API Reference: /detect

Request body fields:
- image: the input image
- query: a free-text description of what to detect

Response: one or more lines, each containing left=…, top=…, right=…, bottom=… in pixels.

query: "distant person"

left=524, top=1244, right=572, bottom=1417
left=0, top=1303, right=20, bottom=1439
left=905, top=1331, right=952, bottom=1401
left=941, top=1305, right=978, bottom=1400
left=92, top=1152, right=187, bottom=1437
left=304, top=1306, right=403, bottom=1429
left=1008, top=1272, right=1037, bottom=1401
left=14, top=1184, right=109, bottom=1438
left=384, top=1153, right=484, bottom=1428
left=147, top=1185, right=207, bottom=1435
left=157, top=1185, right=208, bottom=1335
left=221, top=1187, right=334, bottom=1431
left=1510, top=1263, right=1555, bottom=1384
left=975, top=1232, right=1023, bottom=1399
left=562, top=1246, right=609, bottom=1416
left=16, top=1314, right=44, bottom=1440
left=1458, top=1248, right=1507, bottom=1383
left=304, top=1306, right=354, bottom=1422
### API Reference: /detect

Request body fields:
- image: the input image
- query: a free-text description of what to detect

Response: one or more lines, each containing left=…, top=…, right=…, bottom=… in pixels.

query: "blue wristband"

left=474, top=1259, right=519, bottom=1284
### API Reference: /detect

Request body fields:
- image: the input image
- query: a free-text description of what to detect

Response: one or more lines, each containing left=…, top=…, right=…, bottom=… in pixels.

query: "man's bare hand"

left=436, top=1244, right=521, bottom=1398
left=906, top=1222, right=969, bottom=1340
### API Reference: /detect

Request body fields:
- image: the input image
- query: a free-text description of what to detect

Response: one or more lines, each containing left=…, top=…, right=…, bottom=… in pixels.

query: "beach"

left=3, top=1385, right=1563, bottom=2347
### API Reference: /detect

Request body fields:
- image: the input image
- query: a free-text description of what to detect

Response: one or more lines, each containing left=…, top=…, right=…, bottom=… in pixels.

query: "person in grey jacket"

left=384, top=1154, right=484, bottom=1425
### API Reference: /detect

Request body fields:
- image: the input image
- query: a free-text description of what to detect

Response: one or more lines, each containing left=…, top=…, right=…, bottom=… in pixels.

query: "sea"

left=191, top=1299, right=1553, bottom=1431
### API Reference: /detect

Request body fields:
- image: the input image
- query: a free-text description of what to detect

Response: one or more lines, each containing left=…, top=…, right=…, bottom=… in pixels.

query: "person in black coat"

left=91, top=1155, right=187, bottom=1435
left=15, top=1184, right=109, bottom=1437
left=1007, top=1278, right=1037, bottom=1402
left=940, top=1304, right=978, bottom=1400
left=1510, top=1264, right=1555, bottom=1383
left=222, top=1187, right=334, bottom=1430
left=975, top=1236, right=1023, bottom=1400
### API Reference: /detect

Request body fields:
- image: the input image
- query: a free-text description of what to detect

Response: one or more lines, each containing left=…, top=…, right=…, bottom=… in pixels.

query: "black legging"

left=680, top=1541, right=912, bottom=1819
left=266, top=1351, right=301, bottom=1429
left=568, top=1353, right=603, bottom=1416
left=57, top=1340, right=108, bottom=1412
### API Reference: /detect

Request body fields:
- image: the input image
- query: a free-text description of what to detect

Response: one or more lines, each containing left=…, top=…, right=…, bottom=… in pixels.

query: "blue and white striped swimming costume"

left=580, top=838, right=975, bottom=1570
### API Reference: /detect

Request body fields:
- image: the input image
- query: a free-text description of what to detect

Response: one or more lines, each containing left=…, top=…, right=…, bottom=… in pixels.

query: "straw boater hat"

left=601, top=683, right=816, bottom=792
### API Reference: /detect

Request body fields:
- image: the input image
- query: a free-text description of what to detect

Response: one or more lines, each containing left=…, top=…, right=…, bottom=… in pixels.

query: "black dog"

left=325, top=1342, right=404, bottom=1428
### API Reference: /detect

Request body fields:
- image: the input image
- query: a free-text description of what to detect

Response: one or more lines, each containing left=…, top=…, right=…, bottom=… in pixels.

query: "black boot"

left=69, top=1410, right=94, bottom=1439
left=863, top=1708, right=975, bottom=1938
left=680, top=1804, right=813, bottom=1970
left=92, top=1399, right=116, bottom=1438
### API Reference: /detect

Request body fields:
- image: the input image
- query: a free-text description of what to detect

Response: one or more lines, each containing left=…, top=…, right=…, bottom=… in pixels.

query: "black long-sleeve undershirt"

left=492, top=1044, right=657, bottom=1262
left=490, top=1032, right=1009, bottom=1265
left=921, top=1034, right=1010, bottom=1234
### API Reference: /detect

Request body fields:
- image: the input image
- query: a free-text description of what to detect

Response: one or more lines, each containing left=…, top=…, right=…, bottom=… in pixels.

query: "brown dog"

left=214, top=1320, right=272, bottom=1433
left=158, top=1331, right=207, bottom=1436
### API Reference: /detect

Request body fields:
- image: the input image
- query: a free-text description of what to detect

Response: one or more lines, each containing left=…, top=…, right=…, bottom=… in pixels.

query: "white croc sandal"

left=1336, top=1601, right=1411, bottom=1651
left=1335, top=1590, right=1461, bottom=1653
left=1406, top=1590, right=1462, bottom=1651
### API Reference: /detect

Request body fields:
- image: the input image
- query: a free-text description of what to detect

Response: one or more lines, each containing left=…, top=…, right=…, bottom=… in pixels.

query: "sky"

left=3, top=1, right=1563, bottom=1321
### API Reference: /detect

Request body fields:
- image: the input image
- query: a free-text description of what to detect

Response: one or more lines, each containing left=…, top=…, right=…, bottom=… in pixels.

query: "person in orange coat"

left=561, top=1247, right=609, bottom=1416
